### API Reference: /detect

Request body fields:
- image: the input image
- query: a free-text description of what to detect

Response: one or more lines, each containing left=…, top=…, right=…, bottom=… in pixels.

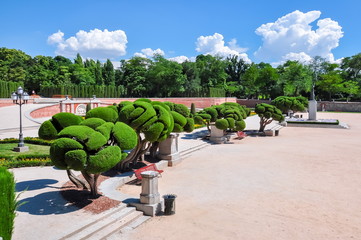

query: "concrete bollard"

left=140, top=171, right=160, bottom=205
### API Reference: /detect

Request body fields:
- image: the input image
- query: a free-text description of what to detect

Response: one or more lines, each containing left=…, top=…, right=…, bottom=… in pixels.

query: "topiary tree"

left=117, top=99, right=194, bottom=170
left=272, top=96, right=308, bottom=114
left=49, top=121, right=137, bottom=196
left=38, top=112, right=87, bottom=189
left=194, top=102, right=250, bottom=133
left=255, top=103, right=284, bottom=132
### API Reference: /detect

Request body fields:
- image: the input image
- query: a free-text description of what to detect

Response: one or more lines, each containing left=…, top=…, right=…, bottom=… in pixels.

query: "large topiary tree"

left=255, top=103, right=284, bottom=132
left=271, top=96, right=308, bottom=114
left=38, top=109, right=138, bottom=196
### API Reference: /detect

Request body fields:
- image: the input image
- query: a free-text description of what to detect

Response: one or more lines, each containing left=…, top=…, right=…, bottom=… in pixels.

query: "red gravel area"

left=60, top=173, right=120, bottom=214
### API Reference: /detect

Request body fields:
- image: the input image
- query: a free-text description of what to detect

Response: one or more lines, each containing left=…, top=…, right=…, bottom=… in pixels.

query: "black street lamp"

left=11, top=86, right=29, bottom=152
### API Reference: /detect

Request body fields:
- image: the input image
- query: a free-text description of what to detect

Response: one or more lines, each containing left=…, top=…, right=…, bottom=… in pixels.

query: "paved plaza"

left=1, top=104, right=361, bottom=239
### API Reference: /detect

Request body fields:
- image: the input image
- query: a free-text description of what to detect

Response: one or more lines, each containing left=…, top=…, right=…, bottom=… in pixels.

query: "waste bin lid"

left=163, top=194, right=177, bottom=199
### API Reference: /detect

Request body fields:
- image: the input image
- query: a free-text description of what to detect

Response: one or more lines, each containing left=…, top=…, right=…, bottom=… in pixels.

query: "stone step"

left=59, top=204, right=144, bottom=240
left=180, top=142, right=209, bottom=159
left=85, top=210, right=144, bottom=240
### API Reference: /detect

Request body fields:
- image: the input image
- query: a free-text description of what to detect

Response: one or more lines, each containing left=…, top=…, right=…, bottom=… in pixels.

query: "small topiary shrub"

left=272, top=96, right=308, bottom=114
left=38, top=120, right=58, bottom=140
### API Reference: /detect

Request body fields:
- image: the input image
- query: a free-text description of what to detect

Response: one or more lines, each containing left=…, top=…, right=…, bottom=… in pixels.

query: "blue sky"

left=1, top=0, right=360, bottom=65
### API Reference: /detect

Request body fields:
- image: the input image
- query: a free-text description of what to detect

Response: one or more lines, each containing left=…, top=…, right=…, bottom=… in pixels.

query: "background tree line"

left=0, top=47, right=360, bottom=100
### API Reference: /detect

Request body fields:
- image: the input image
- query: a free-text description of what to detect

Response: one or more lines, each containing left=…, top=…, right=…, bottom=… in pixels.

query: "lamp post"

left=11, top=87, right=29, bottom=152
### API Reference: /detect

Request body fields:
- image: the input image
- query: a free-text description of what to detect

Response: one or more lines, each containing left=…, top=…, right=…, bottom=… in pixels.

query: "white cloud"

left=254, top=10, right=343, bottom=65
left=195, top=33, right=251, bottom=62
left=168, top=55, right=189, bottom=63
left=134, top=48, right=165, bottom=58
left=47, top=29, right=128, bottom=60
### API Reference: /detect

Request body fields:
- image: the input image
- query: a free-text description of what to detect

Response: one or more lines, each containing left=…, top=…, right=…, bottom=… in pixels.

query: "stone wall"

left=318, top=101, right=361, bottom=112
left=30, top=104, right=61, bottom=118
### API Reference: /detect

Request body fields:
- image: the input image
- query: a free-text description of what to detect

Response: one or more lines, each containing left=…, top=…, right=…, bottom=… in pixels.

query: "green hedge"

left=0, top=167, right=17, bottom=240
left=0, top=81, right=23, bottom=98
left=40, top=85, right=126, bottom=98
left=0, top=137, right=52, bottom=146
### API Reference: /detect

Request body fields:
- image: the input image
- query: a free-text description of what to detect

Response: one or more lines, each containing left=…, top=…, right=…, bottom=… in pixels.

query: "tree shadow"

left=17, top=190, right=80, bottom=215
left=181, top=130, right=209, bottom=140
left=16, top=179, right=59, bottom=192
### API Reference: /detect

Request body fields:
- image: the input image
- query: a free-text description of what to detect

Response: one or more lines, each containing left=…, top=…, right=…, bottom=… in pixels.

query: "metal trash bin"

left=163, top=194, right=177, bottom=215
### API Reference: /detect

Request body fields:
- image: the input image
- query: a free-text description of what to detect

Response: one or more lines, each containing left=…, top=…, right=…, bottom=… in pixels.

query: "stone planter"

left=209, top=124, right=226, bottom=144
left=157, top=133, right=181, bottom=166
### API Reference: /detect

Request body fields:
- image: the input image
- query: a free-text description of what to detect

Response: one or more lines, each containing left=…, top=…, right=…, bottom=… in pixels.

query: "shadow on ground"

left=17, top=190, right=79, bottom=215
left=181, top=130, right=208, bottom=140
left=16, top=179, right=59, bottom=192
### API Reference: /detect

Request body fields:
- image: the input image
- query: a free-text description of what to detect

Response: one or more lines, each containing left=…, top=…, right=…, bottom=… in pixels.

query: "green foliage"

left=38, top=120, right=58, bottom=140
left=0, top=81, right=23, bottom=98
left=215, top=119, right=229, bottom=130
left=50, top=138, right=84, bottom=169
left=272, top=96, right=308, bottom=113
left=190, top=103, right=196, bottom=116
left=86, top=107, right=118, bottom=123
left=64, top=150, right=87, bottom=171
left=112, top=122, right=138, bottom=150
left=184, top=117, right=195, bottom=132
left=51, top=112, right=83, bottom=132
left=195, top=102, right=250, bottom=131
left=96, top=122, right=114, bottom=140
left=80, top=118, right=106, bottom=129
left=58, top=125, right=107, bottom=151
left=87, top=146, right=121, bottom=173
left=0, top=167, right=17, bottom=240
left=255, top=103, right=284, bottom=132
left=173, top=104, right=190, bottom=117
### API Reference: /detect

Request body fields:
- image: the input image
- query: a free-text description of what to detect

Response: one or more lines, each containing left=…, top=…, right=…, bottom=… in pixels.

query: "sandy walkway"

left=119, top=112, right=361, bottom=240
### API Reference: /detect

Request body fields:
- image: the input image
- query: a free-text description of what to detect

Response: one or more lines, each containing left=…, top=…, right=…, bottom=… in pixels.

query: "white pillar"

left=308, top=100, right=317, bottom=120
left=158, top=133, right=181, bottom=166
left=140, top=171, right=160, bottom=204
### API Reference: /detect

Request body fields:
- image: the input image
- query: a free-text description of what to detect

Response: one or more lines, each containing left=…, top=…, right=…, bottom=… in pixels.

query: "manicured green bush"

left=174, top=104, right=190, bottom=117
left=87, top=146, right=122, bottom=173
left=272, top=96, right=308, bottom=114
left=112, top=122, right=138, bottom=150
left=80, top=118, right=106, bottom=129
left=255, top=103, right=284, bottom=132
left=190, top=103, right=196, bottom=116
left=96, top=122, right=114, bottom=140
left=64, top=150, right=87, bottom=171
left=86, top=107, right=118, bottom=123
left=50, top=138, right=84, bottom=169
left=215, top=119, right=229, bottom=130
left=0, top=167, right=17, bottom=240
left=58, top=125, right=107, bottom=151
left=38, top=120, right=58, bottom=140
left=52, top=112, right=83, bottom=131
left=195, top=102, right=250, bottom=132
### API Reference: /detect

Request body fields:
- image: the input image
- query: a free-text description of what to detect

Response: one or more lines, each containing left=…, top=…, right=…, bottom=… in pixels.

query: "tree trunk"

left=66, top=169, right=88, bottom=190
left=149, top=141, right=160, bottom=159
left=81, top=171, right=100, bottom=197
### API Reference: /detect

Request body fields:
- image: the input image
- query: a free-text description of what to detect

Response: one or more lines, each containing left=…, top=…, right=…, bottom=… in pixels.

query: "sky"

left=1, top=0, right=361, bottom=66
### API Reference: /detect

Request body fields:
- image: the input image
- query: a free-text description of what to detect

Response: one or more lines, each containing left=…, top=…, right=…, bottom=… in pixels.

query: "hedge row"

left=40, top=85, right=126, bottom=98
left=0, top=156, right=52, bottom=168
left=0, top=81, right=24, bottom=98
left=0, top=137, right=52, bottom=146
left=40, top=85, right=225, bottom=98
